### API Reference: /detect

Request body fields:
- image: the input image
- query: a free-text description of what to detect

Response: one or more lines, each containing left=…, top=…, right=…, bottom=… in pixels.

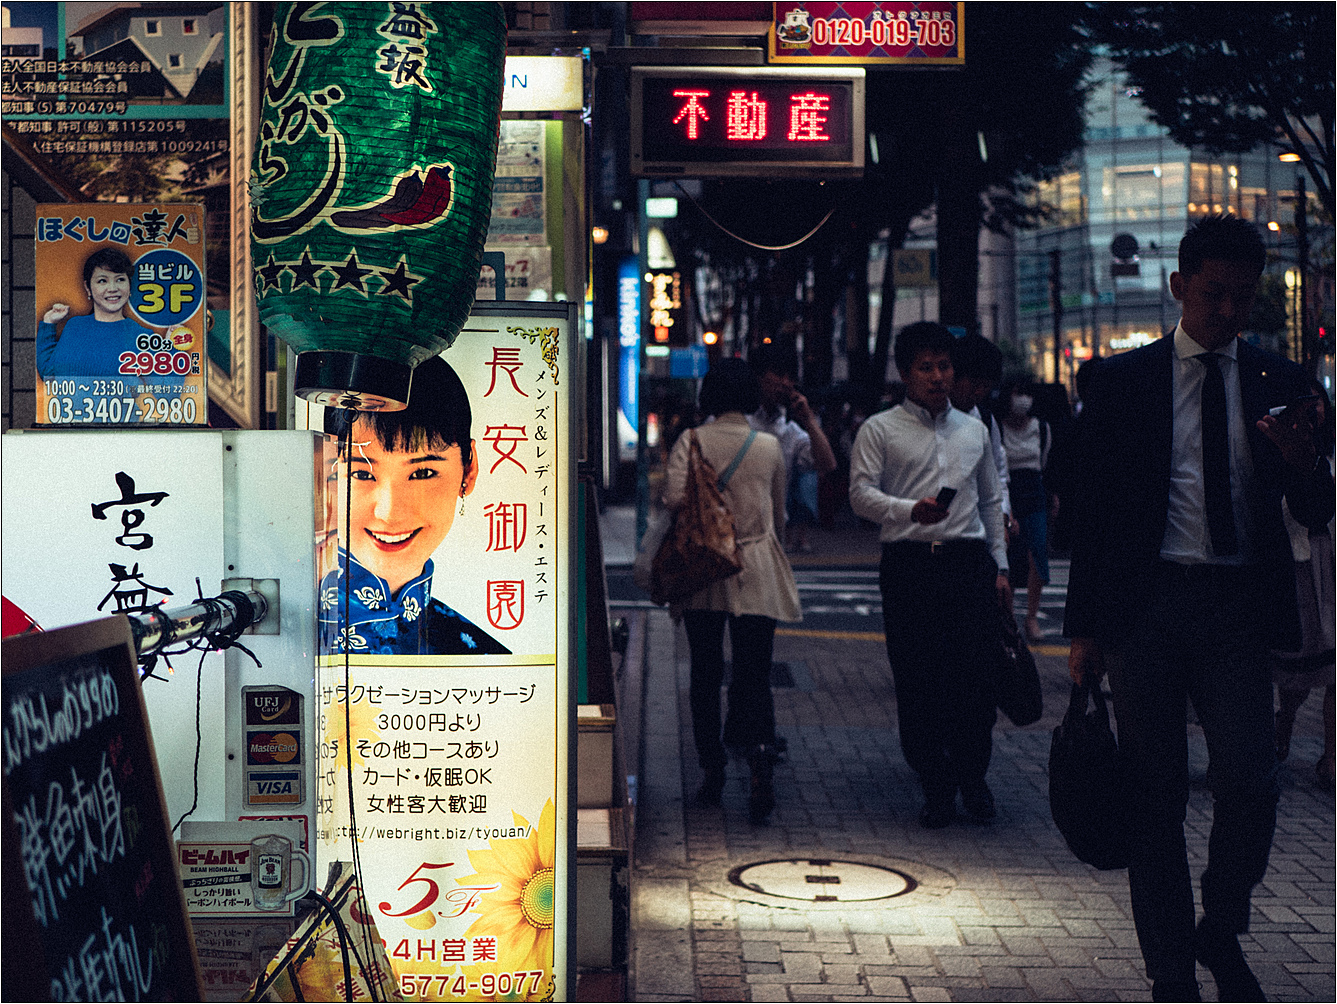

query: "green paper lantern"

left=251, top=1, right=506, bottom=410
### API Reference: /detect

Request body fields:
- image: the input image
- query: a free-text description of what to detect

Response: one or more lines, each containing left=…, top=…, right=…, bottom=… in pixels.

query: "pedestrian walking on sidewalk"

left=849, top=321, right=1012, bottom=829
left=664, top=358, right=801, bottom=824
left=1065, top=215, right=1335, bottom=1003
left=749, top=343, right=837, bottom=554
left=999, top=376, right=1054, bottom=642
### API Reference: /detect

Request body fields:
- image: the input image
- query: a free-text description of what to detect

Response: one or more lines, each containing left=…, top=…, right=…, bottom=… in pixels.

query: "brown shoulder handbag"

left=650, top=429, right=755, bottom=606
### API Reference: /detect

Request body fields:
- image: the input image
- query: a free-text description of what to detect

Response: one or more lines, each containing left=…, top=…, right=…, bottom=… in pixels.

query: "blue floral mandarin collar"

left=320, top=549, right=435, bottom=654
left=318, top=548, right=510, bottom=657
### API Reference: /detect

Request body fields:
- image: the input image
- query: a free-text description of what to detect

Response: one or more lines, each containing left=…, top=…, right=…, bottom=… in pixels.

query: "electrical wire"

left=158, top=579, right=262, bottom=834
left=339, top=416, right=386, bottom=1003
left=674, top=180, right=836, bottom=251
left=171, top=645, right=207, bottom=834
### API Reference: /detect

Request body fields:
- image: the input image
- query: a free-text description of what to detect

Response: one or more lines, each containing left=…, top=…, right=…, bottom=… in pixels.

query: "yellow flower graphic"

left=457, top=801, right=556, bottom=976
left=323, top=686, right=382, bottom=772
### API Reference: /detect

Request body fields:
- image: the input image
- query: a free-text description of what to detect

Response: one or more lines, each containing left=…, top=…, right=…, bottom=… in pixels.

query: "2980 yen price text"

left=400, top=971, right=546, bottom=998
left=45, top=395, right=199, bottom=424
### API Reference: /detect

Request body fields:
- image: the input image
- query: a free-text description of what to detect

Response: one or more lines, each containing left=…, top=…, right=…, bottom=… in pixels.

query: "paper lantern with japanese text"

left=251, top=2, right=506, bottom=410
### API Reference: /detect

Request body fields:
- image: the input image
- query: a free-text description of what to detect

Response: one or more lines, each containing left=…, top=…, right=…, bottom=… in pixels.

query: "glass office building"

left=1016, top=60, right=1321, bottom=391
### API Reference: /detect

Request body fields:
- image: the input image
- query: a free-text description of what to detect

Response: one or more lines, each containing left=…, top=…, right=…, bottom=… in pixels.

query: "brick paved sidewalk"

left=624, top=606, right=1336, bottom=1003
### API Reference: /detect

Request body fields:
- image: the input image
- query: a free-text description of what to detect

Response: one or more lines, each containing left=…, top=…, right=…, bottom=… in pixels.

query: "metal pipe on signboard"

left=127, top=589, right=268, bottom=665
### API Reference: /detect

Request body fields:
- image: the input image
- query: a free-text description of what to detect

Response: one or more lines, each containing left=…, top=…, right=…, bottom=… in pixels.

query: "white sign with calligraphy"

left=0, top=431, right=227, bottom=824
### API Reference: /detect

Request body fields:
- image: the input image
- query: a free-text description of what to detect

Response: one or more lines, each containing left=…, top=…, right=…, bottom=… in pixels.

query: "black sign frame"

left=2, top=616, right=203, bottom=1001
left=630, top=66, right=865, bottom=178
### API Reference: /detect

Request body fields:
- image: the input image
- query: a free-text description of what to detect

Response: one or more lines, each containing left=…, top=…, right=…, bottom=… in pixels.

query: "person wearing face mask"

left=999, top=377, right=1052, bottom=642
left=36, top=246, right=173, bottom=385
left=319, top=355, right=510, bottom=657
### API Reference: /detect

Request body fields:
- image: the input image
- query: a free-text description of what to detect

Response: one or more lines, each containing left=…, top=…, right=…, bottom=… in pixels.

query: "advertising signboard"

left=630, top=66, right=865, bottom=178
left=617, top=257, right=641, bottom=461
left=769, top=2, right=965, bottom=65
left=34, top=201, right=209, bottom=425
left=0, top=432, right=227, bottom=826
left=3, top=2, right=263, bottom=427
left=309, top=303, right=575, bottom=1002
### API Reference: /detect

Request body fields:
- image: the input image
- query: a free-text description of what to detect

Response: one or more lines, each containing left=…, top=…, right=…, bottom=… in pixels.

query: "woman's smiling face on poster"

left=341, top=418, right=479, bottom=595
left=86, top=266, right=130, bottom=321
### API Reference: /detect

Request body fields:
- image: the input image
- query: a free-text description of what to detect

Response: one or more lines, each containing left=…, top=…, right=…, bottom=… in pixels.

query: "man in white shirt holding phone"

left=850, top=322, right=1012, bottom=829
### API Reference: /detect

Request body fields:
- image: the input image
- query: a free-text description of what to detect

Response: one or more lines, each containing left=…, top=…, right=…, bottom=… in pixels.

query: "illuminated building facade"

left=1016, top=60, right=1319, bottom=390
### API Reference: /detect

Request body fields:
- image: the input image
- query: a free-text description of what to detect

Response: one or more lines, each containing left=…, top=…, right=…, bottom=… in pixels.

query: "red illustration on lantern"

left=486, top=580, right=525, bottom=631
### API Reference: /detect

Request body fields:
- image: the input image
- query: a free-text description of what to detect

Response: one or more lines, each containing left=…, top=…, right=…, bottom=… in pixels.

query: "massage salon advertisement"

left=35, top=202, right=208, bottom=426
left=304, top=307, right=573, bottom=1002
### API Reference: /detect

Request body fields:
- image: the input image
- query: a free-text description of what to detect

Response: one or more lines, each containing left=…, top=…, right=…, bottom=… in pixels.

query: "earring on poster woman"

left=459, top=485, right=466, bottom=516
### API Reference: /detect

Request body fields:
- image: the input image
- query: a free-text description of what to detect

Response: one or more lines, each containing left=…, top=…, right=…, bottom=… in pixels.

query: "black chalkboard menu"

left=2, top=616, right=202, bottom=1001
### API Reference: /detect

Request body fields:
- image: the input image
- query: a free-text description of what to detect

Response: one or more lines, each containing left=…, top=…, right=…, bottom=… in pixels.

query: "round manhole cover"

left=728, top=858, right=916, bottom=903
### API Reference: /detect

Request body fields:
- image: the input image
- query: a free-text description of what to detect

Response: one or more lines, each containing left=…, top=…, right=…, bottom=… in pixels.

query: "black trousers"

left=683, top=611, right=777, bottom=771
left=1106, top=561, right=1278, bottom=984
left=879, top=541, right=999, bottom=797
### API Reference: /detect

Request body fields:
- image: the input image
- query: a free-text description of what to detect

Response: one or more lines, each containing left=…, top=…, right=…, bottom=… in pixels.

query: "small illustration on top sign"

left=776, top=9, right=812, bottom=45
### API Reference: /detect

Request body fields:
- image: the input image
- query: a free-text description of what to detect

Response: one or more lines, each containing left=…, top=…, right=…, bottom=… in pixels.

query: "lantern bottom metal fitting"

left=294, top=351, right=412, bottom=412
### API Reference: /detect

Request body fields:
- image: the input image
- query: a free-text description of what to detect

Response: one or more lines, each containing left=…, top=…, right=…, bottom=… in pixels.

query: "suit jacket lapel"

left=1235, top=338, right=1269, bottom=425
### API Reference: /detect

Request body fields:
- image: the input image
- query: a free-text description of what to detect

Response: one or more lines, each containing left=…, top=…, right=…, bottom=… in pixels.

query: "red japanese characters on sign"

left=632, top=67, right=863, bottom=179
left=486, top=580, right=524, bottom=631
left=770, top=2, right=964, bottom=65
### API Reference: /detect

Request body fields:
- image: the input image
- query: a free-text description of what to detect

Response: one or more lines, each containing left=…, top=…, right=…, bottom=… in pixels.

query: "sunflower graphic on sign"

left=451, top=800, right=556, bottom=1000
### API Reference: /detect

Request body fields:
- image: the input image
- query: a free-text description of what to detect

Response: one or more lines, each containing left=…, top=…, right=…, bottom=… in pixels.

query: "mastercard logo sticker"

left=248, top=731, right=300, bottom=765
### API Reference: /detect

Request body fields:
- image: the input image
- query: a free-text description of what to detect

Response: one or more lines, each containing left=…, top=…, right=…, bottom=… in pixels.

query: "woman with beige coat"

left=664, top=358, right=801, bottom=823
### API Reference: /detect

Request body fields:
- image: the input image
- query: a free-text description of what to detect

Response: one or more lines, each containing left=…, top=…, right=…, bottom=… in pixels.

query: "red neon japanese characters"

left=671, top=90, right=710, bottom=139
left=787, top=92, right=831, bottom=141
left=726, top=91, right=767, bottom=141
left=669, top=88, right=835, bottom=144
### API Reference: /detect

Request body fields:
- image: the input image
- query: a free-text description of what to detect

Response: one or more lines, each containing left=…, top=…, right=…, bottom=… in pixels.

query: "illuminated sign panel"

left=770, top=2, right=965, bottom=65
left=631, top=67, right=864, bottom=178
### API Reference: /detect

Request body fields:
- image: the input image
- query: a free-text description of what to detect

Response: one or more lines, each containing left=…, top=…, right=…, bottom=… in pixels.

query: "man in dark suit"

left=1065, top=215, right=1334, bottom=1003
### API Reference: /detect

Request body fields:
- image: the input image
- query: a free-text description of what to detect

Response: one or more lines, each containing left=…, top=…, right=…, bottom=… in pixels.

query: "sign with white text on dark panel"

left=770, top=2, right=964, bottom=65
left=302, top=302, right=576, bottom=1003
left=2, top=617, right=203, bottom=1001
left=631, top=66, right=865, bottom=178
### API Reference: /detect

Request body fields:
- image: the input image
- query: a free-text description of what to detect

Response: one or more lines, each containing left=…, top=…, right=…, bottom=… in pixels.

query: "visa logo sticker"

left=247, top=770, right=303, bottom=805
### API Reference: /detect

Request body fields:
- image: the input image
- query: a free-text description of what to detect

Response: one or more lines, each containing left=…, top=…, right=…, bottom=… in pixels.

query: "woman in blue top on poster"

left=319, top=355, right=511, bottom=657
left=36, top=246, right=163, bottom=381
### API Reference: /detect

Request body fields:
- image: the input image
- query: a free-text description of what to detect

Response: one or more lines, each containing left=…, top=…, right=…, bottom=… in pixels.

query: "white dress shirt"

left=969, top=405, right=1012, bottom=517
left=749, top=405, right=813, bottom=480
left=1160, top=323, right=1255, bottom=565
left=849, top=399, right=1009, bottom=572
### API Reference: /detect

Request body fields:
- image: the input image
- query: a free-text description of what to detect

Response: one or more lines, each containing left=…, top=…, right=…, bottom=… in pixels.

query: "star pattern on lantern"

left=289, top=248, right=328, bottom=290
left=329, top=250, right=374, bottom=295
left=374, top=255, right=424, bottom=303
left=256, top=253, right=289, bottom=293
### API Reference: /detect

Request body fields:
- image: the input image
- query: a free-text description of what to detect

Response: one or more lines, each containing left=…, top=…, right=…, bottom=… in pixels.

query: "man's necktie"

left=1199, top=353, right=1238, bottom=556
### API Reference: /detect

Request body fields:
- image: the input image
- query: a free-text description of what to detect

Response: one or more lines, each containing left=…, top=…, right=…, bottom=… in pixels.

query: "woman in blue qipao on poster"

left=320, top=356, right=510, bottom=656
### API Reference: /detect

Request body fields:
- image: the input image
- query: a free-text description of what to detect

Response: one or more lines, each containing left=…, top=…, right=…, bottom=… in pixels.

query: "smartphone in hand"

left=935, top=487, right=958, bottom=508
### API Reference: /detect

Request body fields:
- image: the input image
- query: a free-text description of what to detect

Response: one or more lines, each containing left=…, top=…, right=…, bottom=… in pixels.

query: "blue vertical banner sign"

left=617, top=257, right=642, bottom=461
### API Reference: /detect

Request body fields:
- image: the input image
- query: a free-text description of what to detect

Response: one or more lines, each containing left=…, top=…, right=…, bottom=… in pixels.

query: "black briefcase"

left=1048, top=677, right=1130, bottom=870
left=996, top=608, right=1043, bottom=727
